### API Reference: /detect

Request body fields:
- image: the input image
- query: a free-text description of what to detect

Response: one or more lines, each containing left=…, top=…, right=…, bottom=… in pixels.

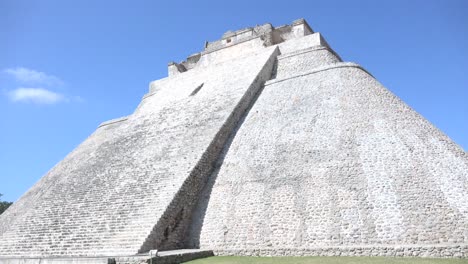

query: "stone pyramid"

left=0, top=19, right=467, bottom=260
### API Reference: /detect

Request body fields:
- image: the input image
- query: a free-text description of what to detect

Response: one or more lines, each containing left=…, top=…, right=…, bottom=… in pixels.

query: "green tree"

left=0, top=193, right=13, bottom=215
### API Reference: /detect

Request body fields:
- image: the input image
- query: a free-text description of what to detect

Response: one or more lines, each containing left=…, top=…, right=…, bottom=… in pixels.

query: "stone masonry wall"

left=274, top=46, right=341, bottom=79
left=1, top=19, right=467, bottom=259
left=137, top=46, right=279, bottom=253
left=188, top=38, right=468, bottom=258
left=0, top=45, right=279, bottom=257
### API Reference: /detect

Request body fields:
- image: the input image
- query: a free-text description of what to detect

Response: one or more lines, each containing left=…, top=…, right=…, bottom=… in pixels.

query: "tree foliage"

left=0, top=193, right=13, bottom=215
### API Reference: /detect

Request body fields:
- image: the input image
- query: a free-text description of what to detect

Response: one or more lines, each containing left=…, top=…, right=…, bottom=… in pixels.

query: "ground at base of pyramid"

left=185, top=256, right=468, bottom=264
left=0, top=18, right=467, bottom=262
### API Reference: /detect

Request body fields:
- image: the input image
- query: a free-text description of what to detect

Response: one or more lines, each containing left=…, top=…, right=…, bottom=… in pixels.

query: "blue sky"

left=1, top=0, right=467, bottom=202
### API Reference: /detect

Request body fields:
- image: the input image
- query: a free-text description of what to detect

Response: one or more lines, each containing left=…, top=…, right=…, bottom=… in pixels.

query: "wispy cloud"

left=4, top=67, right=64, bottom=86
left=2, top=67, right=82, bottom=105
left=7, top=88, right=66, bottom=104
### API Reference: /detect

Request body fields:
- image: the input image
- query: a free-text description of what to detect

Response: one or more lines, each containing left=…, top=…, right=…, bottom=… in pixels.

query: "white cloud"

left=7, top=88, right=66, bottom=104
left=3, top=67, right=82, bottom=105
left=4, top=67, right=64, bottom=86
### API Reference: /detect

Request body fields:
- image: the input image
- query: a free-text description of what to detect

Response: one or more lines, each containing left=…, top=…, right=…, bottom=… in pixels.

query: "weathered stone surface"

left=0, top=19, right=467, bottom=260
left=186, top=22, right=468, bottom=257
left=0, top=42, right=279, bottom=257
left=213, top=244, right=468, bottom=258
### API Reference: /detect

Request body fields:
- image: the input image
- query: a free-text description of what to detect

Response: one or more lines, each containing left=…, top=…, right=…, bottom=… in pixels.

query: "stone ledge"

left=277, top=45, right=330, bottom=60
left=116, top=249, right=213, bottom=264
left=97, top=116, right=129, bottom=128
left=213, top=244, right=468, bottom=258
left=277, top=42, right=342, bottom=63
left=0, top=256, right=109, bottom=264
left=265, top=62, right=374, bottom=86
left=0, top=249, right=214, bottom=264
left=141, top=92, right=155, bottom=101
left=202, top=35, right=263, bottom=56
